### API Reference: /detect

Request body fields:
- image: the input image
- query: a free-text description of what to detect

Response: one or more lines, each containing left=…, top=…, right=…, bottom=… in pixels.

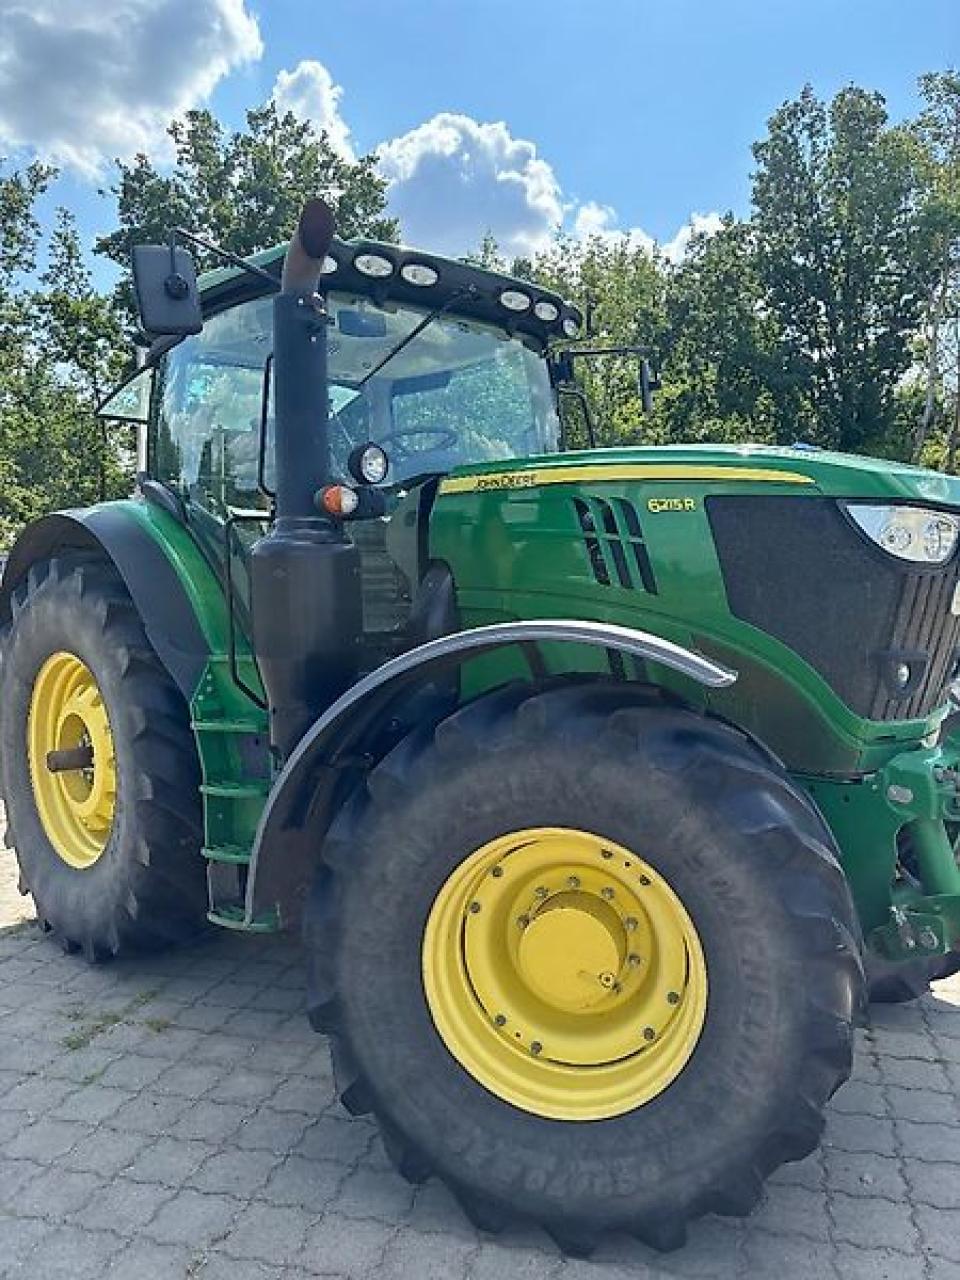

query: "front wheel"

left=305, top=683, right=864, bottom=1253
left=0, top=554, right=207, bottom=960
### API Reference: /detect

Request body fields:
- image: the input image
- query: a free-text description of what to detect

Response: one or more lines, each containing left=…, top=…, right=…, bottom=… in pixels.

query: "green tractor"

left=3, top=199, right=959, bottom=1252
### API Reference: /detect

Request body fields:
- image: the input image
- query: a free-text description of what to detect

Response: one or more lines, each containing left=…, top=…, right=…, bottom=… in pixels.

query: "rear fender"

left=245, top=620, right=737, bottom=925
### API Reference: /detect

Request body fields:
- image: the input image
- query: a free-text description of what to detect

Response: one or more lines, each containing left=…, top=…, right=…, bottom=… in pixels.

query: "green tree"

left=659, top=218, right=796, bottom=444
left=751, top=85, right=936, bottom=453
left=911, top=71, right=960, bottom=460
left=525, top=231, right=667, bottom=444
left=95, top=102, right=398, bottom=307
left=0, top=164, right=130, bottom=548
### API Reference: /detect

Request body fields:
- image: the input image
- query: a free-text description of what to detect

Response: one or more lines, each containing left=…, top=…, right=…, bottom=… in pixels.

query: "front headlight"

left=845, top=504, right=960, bottom=565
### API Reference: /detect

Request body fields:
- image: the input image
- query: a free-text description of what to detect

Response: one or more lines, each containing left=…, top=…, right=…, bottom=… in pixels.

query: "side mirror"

left=550, top=351, right=576, bottom=386
left=638, top=358, right=660, bottom=414
left=131, top=243, right=203, bottom=337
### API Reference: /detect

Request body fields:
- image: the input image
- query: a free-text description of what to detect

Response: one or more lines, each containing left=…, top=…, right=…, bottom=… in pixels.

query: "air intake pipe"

left=249, top=200, right=362, bottom=761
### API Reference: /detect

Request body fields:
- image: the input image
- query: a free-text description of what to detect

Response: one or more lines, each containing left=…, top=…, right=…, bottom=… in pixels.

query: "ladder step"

left=207, top=905, right=280, bottom=933
left=201, top=782, right=269, bottom=799
left=192, top=719, right=265, bottom=734
left=202, top=845, right=252, bottom=865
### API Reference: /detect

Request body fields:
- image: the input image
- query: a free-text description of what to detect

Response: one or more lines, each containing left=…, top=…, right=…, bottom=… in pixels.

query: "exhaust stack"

left=250, top=200, right=362, bottom=761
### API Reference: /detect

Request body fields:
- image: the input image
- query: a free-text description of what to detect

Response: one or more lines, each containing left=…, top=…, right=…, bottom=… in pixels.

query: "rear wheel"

left=305, top=683, right=863, bottom=1252
left=0, top=554, right=207, bottom=959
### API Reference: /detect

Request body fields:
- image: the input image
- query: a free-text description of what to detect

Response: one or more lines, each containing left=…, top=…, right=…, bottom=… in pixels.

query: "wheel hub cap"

left=422, top=827, right=708, bottom=1120
left=516, top=892, right=623, bottom=1010
left=27, top=652, right=116, bottom=869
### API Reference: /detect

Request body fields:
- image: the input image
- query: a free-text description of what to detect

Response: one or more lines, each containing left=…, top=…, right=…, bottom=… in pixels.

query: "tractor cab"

left=103, top=224, right=585, bottom=689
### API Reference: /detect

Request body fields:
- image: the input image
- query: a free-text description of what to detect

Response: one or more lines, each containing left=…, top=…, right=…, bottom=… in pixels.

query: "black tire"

left=868, top=951, right=960, bottom=1004
left=305, top=682, right=864, bottom=1253
left=0, top=554, right=207, bottom=960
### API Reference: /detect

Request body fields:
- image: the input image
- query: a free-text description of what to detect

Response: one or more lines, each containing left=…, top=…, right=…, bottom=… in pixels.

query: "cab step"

left=200, top=781, right=270, bottom=800
left=207, top=903, right=280, bottom=933
left=202, top=844, right=252, bottom=865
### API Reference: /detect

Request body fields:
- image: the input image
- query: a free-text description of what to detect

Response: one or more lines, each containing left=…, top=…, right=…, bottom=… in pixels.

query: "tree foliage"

left=95, top=102, right=398, bottom=312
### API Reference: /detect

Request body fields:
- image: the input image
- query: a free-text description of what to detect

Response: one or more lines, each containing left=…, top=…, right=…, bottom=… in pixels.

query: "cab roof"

left=197, top=236, right=583, bottom=348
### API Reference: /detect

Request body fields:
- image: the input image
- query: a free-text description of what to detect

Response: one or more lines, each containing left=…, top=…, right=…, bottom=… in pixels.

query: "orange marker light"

left=318, top=484, right=360, bottom=517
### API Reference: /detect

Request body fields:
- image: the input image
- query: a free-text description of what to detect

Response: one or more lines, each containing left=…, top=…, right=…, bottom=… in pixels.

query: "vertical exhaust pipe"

left=250, top=200, right=362, bottom=761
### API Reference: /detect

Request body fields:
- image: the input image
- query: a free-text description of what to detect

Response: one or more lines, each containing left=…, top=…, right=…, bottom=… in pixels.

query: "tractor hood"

left=439, top=443, right=960, bottom=507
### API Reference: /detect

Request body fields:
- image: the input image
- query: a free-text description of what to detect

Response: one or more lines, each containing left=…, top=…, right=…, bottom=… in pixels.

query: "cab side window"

left=154, top=295, right=273, bottom=516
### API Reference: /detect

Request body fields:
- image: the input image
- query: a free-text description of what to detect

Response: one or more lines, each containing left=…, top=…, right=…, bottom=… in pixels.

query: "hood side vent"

left=572, top=496, right=658, bottom=594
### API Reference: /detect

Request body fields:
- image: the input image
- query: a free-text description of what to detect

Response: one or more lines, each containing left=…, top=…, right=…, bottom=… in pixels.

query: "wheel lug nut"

left=494, top=1014, right=507, bottom=1027
left=517, top=915, right=530, bottom=929
left=469, top=902, right=482, bottom=914
left=567, top=875, right=580, bottom=889
left=643, top=1027, right=656, bottom=1041
left=491, top=866, right=504, bottom=878
left=628, top=953, right=641, bottom=967
left=667, top=991, right=680, bottom=1005
left=624, top=917, right=638, bottom=931
left=530, top=1041, right=542, bottom=1055
left=639, top=875, right=651, bottom=886
left=601, top=887, right=615, bottom=900
left=534, top=886, right=549, bottom=899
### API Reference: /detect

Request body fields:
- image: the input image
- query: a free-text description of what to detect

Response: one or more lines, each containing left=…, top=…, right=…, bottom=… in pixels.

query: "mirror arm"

left=558, top=386, right=596, bottom=449
left=173, top=227, right=281, bottom=291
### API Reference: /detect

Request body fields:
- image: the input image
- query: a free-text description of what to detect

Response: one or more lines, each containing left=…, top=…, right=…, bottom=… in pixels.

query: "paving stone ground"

left=2, top=842, right=960, bottom=1279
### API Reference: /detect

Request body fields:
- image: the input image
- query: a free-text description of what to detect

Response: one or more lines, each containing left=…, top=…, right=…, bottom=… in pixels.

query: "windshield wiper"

left=354, top=287, right=474, bottom=390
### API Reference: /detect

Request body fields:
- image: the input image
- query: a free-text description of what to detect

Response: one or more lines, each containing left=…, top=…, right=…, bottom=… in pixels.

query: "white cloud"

left=271, top=60, right=354, bottom=161
left=0, top=0, right=262, bottom=175
left=572, top=201, right=655, bottom=255
left=571, top=201, right=722, bottom=264
left=661, top=211, right=725, bottom=263
left=376, top=113, right=563, bottom=260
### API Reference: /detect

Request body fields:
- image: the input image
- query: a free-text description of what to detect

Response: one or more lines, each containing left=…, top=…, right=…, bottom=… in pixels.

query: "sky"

left=1, top=0, right=957, bottom=285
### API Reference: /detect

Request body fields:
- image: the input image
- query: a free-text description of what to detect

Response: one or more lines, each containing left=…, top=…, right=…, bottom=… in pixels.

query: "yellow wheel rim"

left=422, top=828, right=708, bottom=1121
left=27, top=652, right=117, bottom=870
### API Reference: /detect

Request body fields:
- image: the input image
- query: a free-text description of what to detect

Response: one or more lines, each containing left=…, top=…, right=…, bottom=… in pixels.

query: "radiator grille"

left=707, top=494, right=960, bottom=723
left=572, top=497, right=658, bottom=593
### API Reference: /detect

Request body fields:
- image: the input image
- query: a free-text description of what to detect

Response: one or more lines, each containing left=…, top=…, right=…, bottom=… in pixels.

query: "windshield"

left=325, top=293, right=560, bottom=484
left=154, top=290, right=561, bottom=513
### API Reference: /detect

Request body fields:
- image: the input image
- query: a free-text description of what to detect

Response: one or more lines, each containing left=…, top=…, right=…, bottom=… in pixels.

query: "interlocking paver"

left=3, top=847, right=960, bottom=1280
left=4, top=1116, right=91, bottom=1161
left=748, top=1181, right=831, bottom=1240
left=9, top=1222, right=125, bottom=1278
left=51, top=1083, right=131, bottom=1124
left=190, top=1147, right=283, bottom=1197
left=823, top=1148, right=907, bottom=1201
left=14, top=1166, right=104, bottom=1220
left=913, top=1204, right=960, bottom=1262
left=902, top=1157, right=960, bottom=1209
left=124, top=1135, right=216, bottom=1188
left=145, top=1187, right=241, bottom=1247
left=218, top=1201, right=315, bottom=1266
left=258, top=1154, right=345, bottom=1210
left=829, top=1189, right=920, bottom=1252
left=103, top=1239, right=194, bottom=1279
left=301, top=1212, right=397, bottom=1275
left=894, top=1116, right=960, bottom=1162
left=78, top=1175, right=176, bottom=1234
left=60, top=1126, right=146, bottom=1177
left=832, top=1244, right=928, bottom=1280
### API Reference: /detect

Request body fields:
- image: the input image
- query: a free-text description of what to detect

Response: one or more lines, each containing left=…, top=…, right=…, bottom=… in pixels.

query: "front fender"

left=245, top=619, right=736, bottom=925
left=1, top=501, right=222, bottom=702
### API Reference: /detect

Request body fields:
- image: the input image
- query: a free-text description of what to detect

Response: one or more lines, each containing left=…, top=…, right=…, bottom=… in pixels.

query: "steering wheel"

left=378, top=425, right=458, bottom=459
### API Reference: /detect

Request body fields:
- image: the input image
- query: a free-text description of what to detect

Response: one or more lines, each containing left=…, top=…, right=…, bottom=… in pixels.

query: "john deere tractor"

left=3, top=199, right=960, bottom=1252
